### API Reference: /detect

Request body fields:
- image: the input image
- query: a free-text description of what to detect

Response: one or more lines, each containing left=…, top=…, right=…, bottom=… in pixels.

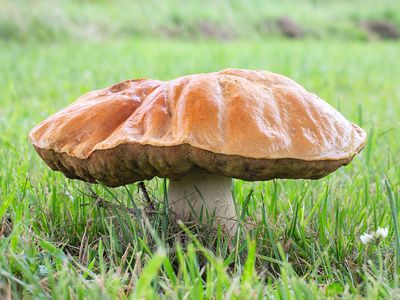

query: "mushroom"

left=29, top=69, right=366, bottom=234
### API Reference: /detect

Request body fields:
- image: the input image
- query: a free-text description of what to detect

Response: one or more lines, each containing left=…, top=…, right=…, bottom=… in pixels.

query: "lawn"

left=1, top=34, right=400, bottom=300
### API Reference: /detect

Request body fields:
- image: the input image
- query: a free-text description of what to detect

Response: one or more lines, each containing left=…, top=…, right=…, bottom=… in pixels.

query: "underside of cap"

left=34, top=142, right=360, bottom=187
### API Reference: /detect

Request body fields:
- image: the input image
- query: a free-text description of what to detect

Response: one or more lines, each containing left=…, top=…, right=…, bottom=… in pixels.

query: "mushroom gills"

left=167, top=171, right=237, bottom=235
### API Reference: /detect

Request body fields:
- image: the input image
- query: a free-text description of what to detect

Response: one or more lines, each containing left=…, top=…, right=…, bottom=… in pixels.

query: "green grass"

left=1, top=38, right=400, bottom=299
left=1, top=0, right=400, bottom=41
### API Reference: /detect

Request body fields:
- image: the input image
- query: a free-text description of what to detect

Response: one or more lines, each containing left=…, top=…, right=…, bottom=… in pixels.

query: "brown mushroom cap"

left=29, top=69, right=366, bottom=187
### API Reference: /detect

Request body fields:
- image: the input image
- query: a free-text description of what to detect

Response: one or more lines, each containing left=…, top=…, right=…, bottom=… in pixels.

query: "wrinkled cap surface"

left=29, top=68, right=366, bottom=187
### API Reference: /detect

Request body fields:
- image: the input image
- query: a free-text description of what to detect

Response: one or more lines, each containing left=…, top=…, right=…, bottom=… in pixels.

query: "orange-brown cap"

left=29, top=69, right=366, bottom=187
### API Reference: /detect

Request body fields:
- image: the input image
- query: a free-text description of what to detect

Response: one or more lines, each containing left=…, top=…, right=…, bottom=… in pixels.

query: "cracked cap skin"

left=29, top=68, right=367, bottom=187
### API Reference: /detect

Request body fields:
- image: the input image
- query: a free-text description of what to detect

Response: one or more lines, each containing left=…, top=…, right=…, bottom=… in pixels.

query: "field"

left=1, top=1, right=400, bottom=299
left=2, top=0, right=400, bottom=41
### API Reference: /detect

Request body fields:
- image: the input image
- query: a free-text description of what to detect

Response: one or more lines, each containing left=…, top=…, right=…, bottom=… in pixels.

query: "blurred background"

left=1, top=0, right=399, bottom=42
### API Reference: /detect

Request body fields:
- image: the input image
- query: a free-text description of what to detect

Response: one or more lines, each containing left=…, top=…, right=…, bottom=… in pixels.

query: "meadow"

left=1, top=1, right=400, bottom=299
left=1, top=0, right=400, bottom=42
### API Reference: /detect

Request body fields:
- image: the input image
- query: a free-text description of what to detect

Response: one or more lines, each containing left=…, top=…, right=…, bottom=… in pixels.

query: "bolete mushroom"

left=29, top=69, right=366, bottom=234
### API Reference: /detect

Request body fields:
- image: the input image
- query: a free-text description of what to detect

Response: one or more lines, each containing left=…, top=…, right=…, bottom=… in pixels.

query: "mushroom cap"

left=29, top=69, right=366, bottom=187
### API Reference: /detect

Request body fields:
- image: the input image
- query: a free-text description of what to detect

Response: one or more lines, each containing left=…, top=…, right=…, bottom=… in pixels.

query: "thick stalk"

left=168, top=171, right=237, bottom=235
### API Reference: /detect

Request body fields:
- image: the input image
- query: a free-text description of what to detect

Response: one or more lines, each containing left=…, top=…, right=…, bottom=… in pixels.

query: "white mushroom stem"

left=168, top=171, right=238, bottom=235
